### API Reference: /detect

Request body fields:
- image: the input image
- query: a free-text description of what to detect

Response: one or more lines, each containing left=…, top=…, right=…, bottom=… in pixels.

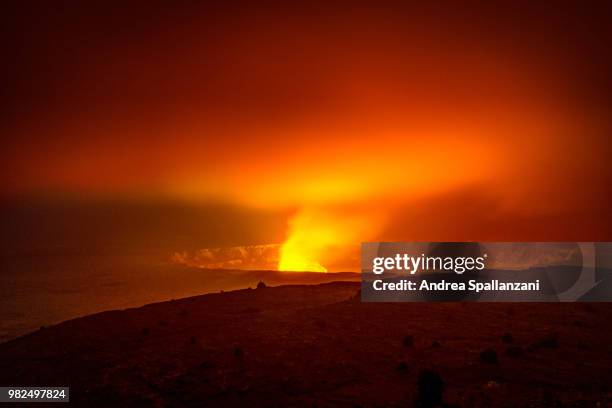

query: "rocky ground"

left=0, top=281, right=611, bottom=407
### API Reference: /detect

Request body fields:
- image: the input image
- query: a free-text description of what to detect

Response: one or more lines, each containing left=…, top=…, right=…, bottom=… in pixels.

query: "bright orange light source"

left=278, top=207, right=382, bottom=272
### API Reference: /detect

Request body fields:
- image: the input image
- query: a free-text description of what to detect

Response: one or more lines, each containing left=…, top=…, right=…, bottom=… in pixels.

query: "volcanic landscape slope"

left=0, top=281, right=611, bottom=407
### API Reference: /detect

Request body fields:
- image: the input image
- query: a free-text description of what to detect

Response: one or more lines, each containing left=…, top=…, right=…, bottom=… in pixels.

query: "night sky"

left=2, top=2, right=611, bottom=270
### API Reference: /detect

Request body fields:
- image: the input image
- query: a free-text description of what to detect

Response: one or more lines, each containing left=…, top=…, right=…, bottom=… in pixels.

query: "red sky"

left=1, top=2, right=611, bottom=270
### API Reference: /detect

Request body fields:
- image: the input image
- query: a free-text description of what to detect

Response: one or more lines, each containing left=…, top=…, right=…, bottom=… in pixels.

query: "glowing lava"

left=278, top=207, right=381, bottom=272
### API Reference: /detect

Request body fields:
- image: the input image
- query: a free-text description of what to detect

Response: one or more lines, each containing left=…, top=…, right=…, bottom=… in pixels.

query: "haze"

left=2, top=2, right=611, bottom=271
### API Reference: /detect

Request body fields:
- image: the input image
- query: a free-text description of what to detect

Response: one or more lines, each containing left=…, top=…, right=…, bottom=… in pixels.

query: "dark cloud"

left=0, top=197, right=289, bottom=257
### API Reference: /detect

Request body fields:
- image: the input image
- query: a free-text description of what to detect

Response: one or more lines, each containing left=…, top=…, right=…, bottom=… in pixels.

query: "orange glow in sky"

left=2, top=3, right=611, bottom=271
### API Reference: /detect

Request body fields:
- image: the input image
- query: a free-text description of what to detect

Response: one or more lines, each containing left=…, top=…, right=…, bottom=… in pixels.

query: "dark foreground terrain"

left=1, top=281, right=611, bottom=407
